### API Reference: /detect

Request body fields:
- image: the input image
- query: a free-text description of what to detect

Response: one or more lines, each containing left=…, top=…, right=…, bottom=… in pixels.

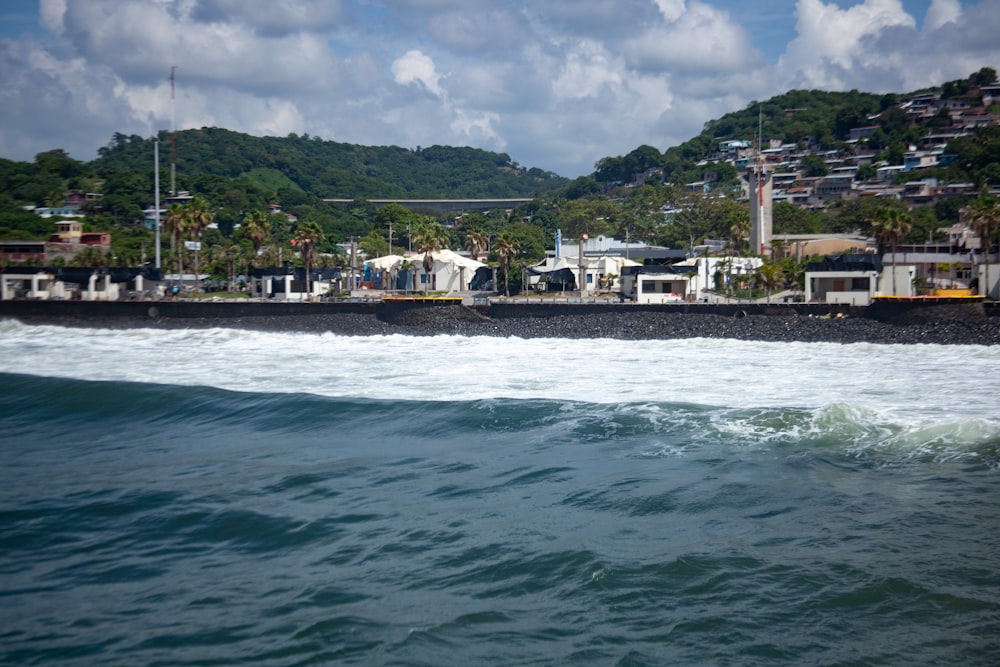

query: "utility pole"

left=154, top=139, right=161, bottom=269
left=170, top=66, right=177, bottom=196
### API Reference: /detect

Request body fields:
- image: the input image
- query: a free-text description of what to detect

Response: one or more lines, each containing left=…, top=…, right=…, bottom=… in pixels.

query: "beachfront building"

left=805, top=255, right=881, bottom=305
left=805, top=255, right=917, bottom=305
left=529, top=255, right=639, bottom=294
left=619, top=265, right=694, bottom=303
left=251, top=267, right=341, bottom=301
left=362, top=250, right=485, bottom=294
left=0, top=267, right=161, bottom=301
left=618, top=256, right=764, bottom=303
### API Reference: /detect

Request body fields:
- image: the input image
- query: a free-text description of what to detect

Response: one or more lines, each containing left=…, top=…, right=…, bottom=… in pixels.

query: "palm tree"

left=241, top=209, right=271, bottom=267
left=756, top=262, right=784, bottom=304
left=870, top=206, right=911, bottom=295
left=966, top=193, right=1000, bottom=298
left=294, top=220, right=325, bottom=299
left=162, top=203, right=188, bottom=290
left=464, top=229, right=488, bottom=261
left=493, top=233, right=521, bottom=297
left=729, top=209, right=750, bottom=257
left=69, top=246, right=108, bottom=267
left=224, top=244, right=243, bottom=291
left=185, top=195, right=214, bottom=293
left=413, top=223, right=449, bottom=294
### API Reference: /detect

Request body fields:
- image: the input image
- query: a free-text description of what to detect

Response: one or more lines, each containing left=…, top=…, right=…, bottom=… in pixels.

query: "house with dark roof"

left=805, top=254, right=915, bottom=304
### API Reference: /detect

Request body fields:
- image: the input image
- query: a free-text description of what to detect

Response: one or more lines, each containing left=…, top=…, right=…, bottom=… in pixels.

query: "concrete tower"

left=749, top=163, right=773, bottom=257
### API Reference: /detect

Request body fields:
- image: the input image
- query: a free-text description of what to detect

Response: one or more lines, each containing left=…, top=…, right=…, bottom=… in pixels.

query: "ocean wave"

left=3, top=374, right=997, bottom=469
left=2, top=320, right=999, bottom=413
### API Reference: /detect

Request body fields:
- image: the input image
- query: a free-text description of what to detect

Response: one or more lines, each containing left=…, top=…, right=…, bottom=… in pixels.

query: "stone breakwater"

left=2, top=300, right=998, bottom=345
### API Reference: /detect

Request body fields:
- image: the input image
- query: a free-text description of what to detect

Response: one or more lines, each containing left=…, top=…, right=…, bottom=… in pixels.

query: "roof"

left=807, top=254, right=882, bottom=273
left=364, top=249, right=486, bottom=271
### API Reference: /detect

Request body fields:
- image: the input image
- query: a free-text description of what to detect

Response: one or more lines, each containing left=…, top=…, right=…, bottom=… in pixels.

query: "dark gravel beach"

left=10, top=306, right=1000, bottom=345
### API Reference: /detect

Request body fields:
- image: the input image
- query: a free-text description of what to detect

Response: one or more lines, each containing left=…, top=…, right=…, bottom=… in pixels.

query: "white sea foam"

left=1, top=321, right=998, bottom=429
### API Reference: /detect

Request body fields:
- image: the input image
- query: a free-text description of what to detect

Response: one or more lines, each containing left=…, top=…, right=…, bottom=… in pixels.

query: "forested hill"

left=94, top=128, right=569, bottom=199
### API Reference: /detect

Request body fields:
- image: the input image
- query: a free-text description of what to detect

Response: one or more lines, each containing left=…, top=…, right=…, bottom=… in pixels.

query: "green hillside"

left=93, top=128, right=567, bottom=200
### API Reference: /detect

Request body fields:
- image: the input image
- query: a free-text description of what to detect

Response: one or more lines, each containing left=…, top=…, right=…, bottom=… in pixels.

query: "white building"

left=805, top=255, right=915, bottom=305
left=365, top=249, right=486, bottom=293
left=251, top=268, right=340, bottom=300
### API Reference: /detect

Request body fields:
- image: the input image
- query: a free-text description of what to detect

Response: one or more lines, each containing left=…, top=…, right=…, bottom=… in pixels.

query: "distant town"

left=2, top=75, right=999, bottom=309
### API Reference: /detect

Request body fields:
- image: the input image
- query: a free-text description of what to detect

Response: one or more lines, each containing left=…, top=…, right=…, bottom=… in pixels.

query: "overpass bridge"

left=322, top=198, right=533, bottom=213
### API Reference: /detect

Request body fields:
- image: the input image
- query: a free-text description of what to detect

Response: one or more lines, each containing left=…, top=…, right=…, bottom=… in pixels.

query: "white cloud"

left=0, top=0, right=997, bottom=179
left=625, top=1, right=757, bottom=73
left=0, top=39, right=136, bottom=161
left=392, top=49, right=445, bottom=98
left=779, top=0, right=917, bottom=87
left=190, top=0, right=346, bottom=35
left=653, top=0, right=687, bottom=22
left=553, top=40, right=622, bottom=100
left=39, top=0, right=67, bottom=35
left=924, top=0, right=961, bottom=30
left=776, top=0, right=1000, bottom=93
left=450, top=109, right=503, bottom=147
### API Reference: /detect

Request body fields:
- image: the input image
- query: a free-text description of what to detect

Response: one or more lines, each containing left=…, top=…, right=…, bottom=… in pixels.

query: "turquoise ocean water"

left=1, top=320, right=999, bottom=665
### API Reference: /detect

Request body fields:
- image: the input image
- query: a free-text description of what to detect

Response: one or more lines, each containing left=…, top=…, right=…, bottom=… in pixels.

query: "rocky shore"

left=9, top=305, right=1000, bottom=346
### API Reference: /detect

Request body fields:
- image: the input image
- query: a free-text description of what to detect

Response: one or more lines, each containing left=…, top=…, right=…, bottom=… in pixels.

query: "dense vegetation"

left=94, top=128, right=566, bottom=200
left=1, top=68, right=998, bottom=294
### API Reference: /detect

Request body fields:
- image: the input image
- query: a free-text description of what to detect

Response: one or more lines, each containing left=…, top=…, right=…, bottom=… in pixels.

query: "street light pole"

left=154, top=139, right=161, bottom=270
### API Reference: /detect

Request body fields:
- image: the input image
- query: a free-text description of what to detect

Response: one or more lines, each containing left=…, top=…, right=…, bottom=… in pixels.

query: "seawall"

left=1, top=298, right=998, bottom=345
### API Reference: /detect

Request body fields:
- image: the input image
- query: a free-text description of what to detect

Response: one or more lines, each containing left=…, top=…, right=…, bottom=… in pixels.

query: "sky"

left=0, top=0, right=998, bottom=178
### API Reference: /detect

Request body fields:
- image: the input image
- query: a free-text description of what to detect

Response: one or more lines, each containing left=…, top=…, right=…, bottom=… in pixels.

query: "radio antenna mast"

left=757, top=104, right=766, bottom=256
left=170, top=66, right=177, bottom=196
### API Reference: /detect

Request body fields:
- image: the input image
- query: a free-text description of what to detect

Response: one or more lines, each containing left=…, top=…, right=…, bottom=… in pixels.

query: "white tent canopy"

left=364, top=254, right=408, bottom=271
left=363, top=250, right=487, bottom=292
left=427, top=248, right=487, bottom=271
left=365, top=250, right=486, bottom=272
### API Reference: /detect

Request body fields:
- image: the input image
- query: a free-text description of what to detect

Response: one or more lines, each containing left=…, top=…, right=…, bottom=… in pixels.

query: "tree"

left=69, top=246, right=108, bottom=267
left=375, top=202, right=413, bottom=253
left=971, top=67, right=997, bottom=87
left=241, top=209, right=271, bottom=271
left=493, top=233, right=521, bottom=297
left=870, top=206, right=912, bottom=295
left=779, top=256, right=812, bottom=293
left=294, top=220, right=325, bottom=298
left=965, top=192, right=1000, bottom=298
left=464, top=229, right=488, bottom=260
left=412, top=222, right=449, bottom=293
left=728, top=208, right=750, bottom=256
left=224, top=244, right=243, bottom=290
left=358, top=229, right=388, bottom=259
left=500, top=222, right=546, bottom=263
left=800, top=154, right=829, bottom=177
left=756, top=262, right=784, bottom=303
left=615, top=185, right=668, bottom=250
left=185, top=195, right=214, bottom=292
left=162, top=203, right=188, bottom=287
left=773, top=201, right=823, bottom=234
left=556, top=199, right=614, bottom=241
left=856, top=163, right=877, bottom=181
